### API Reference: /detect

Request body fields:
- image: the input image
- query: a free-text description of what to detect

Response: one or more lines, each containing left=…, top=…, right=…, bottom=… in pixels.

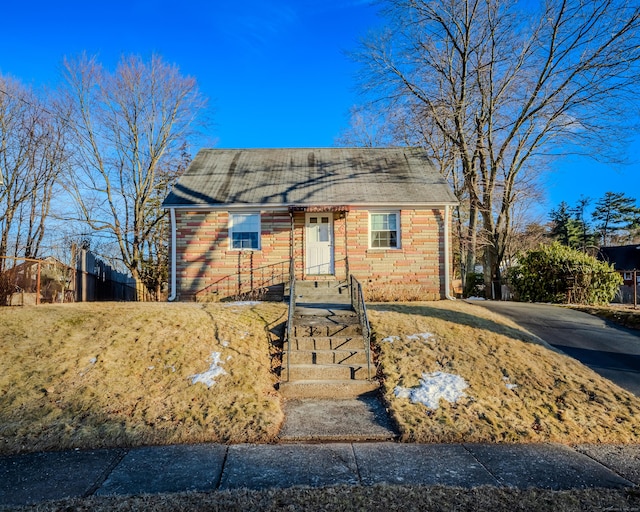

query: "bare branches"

left=60, top=54, right=207, bottom=283
left=0, top=77, right=67, bottom=263
left=351, top=0, right=640, bottom=297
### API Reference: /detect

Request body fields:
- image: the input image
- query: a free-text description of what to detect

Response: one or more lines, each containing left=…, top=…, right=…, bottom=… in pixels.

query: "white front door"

left=305, top=213, right=334, bottom=275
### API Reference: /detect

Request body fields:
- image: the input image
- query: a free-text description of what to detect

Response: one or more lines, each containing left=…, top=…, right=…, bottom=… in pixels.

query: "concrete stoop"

left=278, top=394, right=398, bottom=441
left=293, top=279, right=351, bottom=303
left=281, top=279, right=379, bottom=399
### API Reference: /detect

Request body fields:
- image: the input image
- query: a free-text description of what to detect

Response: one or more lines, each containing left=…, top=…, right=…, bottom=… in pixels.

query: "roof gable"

left=163, top=148, right=457, bottom=208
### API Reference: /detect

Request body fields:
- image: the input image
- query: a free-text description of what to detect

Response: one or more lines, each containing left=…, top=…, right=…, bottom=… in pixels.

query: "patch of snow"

left=503, top=377, right=518, bottom=390
left=406, top=332, right=433, bottom=342
left=89, top=357, right=97, bottom=364
left=223, top=301, right=261, bottom=307
left=394, top=387, right=412, bottom=399
left=394, top=372, right=469, bottom=410
left=466, top=296, right=486, bottom=301
left=383, top=332, right=434, bottom=343
left=222, top=340, right=229, bottom=347
left=147, top=366, right=155, bottom=370
left=190, top=352, right=226, bottom=388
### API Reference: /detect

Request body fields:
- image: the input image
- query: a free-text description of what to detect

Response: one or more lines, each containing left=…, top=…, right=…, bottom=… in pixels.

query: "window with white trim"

left=370, top=212, right=399, bottom=248
left=229, top=213, right=260, bottom=250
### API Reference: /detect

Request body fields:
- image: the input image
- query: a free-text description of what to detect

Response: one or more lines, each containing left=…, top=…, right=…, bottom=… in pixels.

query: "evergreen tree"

left=571, top=197, right=595, bottom=251
left=592, top=192, right=639, bottom=246
left=549, top=202, right=580, bottom=248
left=509, top=242, right=622, bottom=305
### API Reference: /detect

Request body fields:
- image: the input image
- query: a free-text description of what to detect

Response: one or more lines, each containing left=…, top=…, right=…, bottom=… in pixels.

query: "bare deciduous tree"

left=0, top=76, right=67, bottom=268
left=352, top=0, right=640, bottom=297
left=61, top=54, right=207, bottom=287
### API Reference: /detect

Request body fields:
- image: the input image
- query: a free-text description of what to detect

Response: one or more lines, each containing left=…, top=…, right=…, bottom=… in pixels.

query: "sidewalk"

left=1, top=442, right=639, bottom=507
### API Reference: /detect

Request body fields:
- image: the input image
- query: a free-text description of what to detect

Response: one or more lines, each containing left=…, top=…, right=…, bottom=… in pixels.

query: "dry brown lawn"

left=0, top=302, right=287, bottom=455
left=369, top=301, right=640, bottom=444
left=2, top=299, right=640, bottom=458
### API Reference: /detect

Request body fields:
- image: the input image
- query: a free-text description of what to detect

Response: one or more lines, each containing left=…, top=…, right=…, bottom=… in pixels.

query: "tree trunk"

left=484, top=241, right=502, bottom=300
left=462, top=200, right=479, bottom=296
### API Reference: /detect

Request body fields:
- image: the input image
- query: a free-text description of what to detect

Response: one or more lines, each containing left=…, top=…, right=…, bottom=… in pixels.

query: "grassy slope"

left=0, top=302, right=287, bottom=455
left=2, top=300, right=639, bottom=457
left=3, top=301, right=640, bottom=510
left=369, top=301, right=640, bottom=444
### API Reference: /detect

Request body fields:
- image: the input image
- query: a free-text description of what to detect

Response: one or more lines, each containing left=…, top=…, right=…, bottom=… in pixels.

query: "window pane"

left=232, top=232, right=259, bottom=249
left=371, top=214, right=384, bottom=230
left=372, top=231, right=390, bottom=247
left=370, top=212, right=398, bottom=248
left=232, top=213, right=259, bottom=231
left=388, top=214, right=397, bottom=230
left=230, top=213, right=260, bottom=250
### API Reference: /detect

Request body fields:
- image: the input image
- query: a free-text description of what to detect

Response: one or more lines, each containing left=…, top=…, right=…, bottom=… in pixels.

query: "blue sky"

left=0, top=0, right=379, bottom=148
left=0, top=0, right=637, bottom=217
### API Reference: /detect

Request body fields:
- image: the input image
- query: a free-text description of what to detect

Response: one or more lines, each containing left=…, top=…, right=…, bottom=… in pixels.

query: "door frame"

left=304, top=212, right=334, bottom=275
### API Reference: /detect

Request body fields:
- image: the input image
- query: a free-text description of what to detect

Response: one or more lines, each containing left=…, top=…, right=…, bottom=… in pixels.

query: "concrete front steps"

left=289, top=279, right=351, bottom=306
left=285, top=347, right=368, bottom=365
left=279, top=280, right=379, bottom=399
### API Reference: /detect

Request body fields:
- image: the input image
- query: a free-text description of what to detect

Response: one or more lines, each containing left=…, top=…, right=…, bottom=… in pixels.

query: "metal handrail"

left=349, top=274, right=372, bottom=380
left=285, top=261, right=296, bottom=382
left=194, top=261, right=288, bottom=301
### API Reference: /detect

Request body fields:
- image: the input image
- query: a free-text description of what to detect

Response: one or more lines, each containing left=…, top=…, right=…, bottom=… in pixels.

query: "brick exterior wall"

left=172, top=207, right=448, bottom=301
left=344, top=209, right=445, bottom=300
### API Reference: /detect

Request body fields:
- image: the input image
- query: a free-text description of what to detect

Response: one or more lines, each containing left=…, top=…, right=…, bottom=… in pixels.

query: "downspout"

left=444, top=204, right=456, bottom=300
left=168, top=208, right=177, bottom=301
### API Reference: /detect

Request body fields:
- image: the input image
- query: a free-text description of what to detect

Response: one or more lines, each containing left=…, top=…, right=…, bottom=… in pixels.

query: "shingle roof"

left=162, top=148, right=458, bottom=208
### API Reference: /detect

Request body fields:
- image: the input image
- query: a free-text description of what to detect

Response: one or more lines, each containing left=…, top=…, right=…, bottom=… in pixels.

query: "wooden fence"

left=76, top=250, right=146, bottom=302
left=0, top=256, right=75, bottom=305
left=616, top=270, right=639, bottom=308
left=1, top=251, right=146, bottom=305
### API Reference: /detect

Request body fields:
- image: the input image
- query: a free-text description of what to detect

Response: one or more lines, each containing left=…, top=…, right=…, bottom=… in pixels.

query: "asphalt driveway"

left=469, top=301, right=640, bottom=396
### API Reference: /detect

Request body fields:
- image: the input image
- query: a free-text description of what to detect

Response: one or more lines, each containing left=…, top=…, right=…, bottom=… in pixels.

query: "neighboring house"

left=598, top=245, right=640, bottom=286
left=1, top=256, right=73, bottom=304
left=162, top=148, right=458, bottom=301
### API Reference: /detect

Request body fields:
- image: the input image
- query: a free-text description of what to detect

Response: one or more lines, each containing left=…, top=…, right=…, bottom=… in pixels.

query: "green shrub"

left=464, top=272, right=485, bottom=297
left=508, top=242, right=622, bottom=305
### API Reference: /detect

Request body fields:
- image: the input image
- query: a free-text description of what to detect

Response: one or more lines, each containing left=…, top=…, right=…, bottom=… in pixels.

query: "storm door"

left=304, top=213, right=334, bottom=275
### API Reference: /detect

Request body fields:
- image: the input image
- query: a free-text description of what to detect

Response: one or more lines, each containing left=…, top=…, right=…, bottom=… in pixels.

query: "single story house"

left=162, top=148, right=458, bottom=301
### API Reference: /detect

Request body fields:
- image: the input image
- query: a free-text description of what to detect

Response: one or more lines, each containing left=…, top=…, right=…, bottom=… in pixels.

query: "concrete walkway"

left=278, top=395, right=398, bottom=441
left=1, top=442, right=639, bottom=507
